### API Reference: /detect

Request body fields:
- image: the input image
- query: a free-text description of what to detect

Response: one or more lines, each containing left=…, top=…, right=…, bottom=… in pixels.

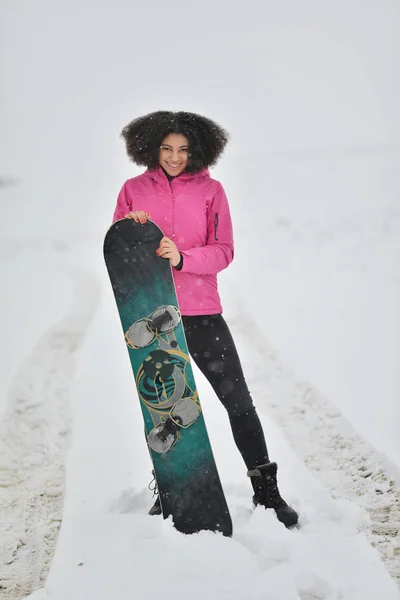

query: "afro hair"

left=120, top=111, right=229, bottom=173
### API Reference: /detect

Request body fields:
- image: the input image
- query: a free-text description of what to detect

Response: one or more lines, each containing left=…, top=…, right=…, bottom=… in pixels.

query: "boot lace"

left=263, top=473, right=285, bottom=508
left=148, top=472, right=159, bottom=498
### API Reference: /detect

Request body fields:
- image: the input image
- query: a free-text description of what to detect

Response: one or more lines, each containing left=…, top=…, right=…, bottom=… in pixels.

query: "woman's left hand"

left=157, top=237, right=181, bottom=267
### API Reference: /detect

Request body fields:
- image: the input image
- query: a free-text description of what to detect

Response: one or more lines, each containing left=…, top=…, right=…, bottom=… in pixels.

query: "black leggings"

left=182, top=314, right=269, bottom=471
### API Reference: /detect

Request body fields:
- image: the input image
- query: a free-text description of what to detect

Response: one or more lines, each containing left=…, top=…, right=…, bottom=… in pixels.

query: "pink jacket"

left=113, top=166, right=234, bottom=316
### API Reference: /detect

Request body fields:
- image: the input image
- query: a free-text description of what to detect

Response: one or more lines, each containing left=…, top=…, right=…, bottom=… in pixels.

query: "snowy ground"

left=1, top=0, right=400, bottom=599
left=1, top=177, right=399, bottom=600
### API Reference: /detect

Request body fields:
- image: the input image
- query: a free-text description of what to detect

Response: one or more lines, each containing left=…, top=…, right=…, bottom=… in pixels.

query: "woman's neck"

left=160, top=166, right=185, bottom=181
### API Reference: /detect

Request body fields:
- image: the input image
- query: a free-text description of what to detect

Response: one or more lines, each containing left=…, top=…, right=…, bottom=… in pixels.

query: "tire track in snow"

left=229, top=306, right=400, bottom=586
left=0, top=266, right=99, bottom=599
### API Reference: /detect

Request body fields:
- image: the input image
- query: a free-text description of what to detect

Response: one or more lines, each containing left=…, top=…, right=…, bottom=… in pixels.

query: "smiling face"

left=159, top=133, right=189, bottom=176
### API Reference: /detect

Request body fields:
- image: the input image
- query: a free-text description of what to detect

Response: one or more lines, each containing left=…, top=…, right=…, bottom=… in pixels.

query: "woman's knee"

left=217, top=381, right=255, bottom=417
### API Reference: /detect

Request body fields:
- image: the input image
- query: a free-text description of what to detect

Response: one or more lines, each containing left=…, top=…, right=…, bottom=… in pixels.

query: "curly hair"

left=120, top=111, right=229, bottom=173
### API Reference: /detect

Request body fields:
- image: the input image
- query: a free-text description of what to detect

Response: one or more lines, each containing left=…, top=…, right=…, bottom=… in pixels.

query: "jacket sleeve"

left=112, top=182, right=132, bottom=223
left=180, top=182, right=234, bottom=275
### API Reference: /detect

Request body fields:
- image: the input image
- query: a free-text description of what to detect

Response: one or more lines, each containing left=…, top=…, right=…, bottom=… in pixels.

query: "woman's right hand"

left=125, top=210, right=151, bottom=223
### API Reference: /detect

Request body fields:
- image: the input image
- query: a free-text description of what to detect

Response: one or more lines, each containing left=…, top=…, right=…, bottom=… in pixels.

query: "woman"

left=113, top=111, right=298, bottom=528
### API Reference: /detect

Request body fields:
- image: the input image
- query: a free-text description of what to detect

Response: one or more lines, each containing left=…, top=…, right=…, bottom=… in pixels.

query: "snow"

left=227, top=152, right=400, bottom=468
left=1, top=0, right=400, bottom=598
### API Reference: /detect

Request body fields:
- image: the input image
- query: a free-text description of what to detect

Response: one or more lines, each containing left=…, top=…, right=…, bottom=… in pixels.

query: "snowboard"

left=103, top=217, right=232, bottom=536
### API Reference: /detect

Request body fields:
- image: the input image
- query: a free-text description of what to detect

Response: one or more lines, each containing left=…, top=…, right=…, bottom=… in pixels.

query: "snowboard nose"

left=108, top=218, right=162, bottom=246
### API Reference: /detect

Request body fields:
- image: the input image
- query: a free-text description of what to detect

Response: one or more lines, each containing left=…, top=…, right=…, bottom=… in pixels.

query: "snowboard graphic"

left=103, top=218, right=232, bottom=536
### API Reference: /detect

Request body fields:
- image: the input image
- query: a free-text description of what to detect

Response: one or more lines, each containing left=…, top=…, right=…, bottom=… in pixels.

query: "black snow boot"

left=148, top=471, right=162, bottom=516
left=248, top=462, right=299, bottom=528
left=149, top=495, right=162, bottom=516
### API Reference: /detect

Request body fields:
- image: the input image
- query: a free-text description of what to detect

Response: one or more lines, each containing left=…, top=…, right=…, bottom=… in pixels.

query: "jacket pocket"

left=214, top=213, right=219, bottom=241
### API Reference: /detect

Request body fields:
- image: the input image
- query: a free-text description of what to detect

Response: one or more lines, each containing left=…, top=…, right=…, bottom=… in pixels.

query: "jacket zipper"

left=214, top=212, right=219, bottom=241
left=170, top=180, right=175, bottom=237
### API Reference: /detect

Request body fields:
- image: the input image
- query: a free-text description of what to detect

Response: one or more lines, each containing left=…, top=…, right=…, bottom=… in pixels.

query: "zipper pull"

left=214, top=213, right=219, bottom=241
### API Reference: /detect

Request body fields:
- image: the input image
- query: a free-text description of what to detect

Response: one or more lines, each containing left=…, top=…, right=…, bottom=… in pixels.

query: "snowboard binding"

left=125, top=305, right=181, bottom=349
left=147, top=397, right=200, bottom=453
